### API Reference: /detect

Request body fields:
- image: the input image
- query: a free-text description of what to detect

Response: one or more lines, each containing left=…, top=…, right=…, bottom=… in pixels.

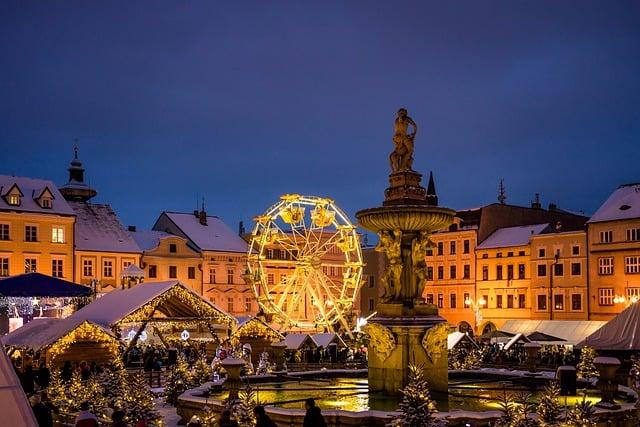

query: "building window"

left=149, top=265, right=157, bottom=278
left=554, top=263, right=564, bottom=277
left=496, top=252, right=502, bottom=258
left=450, top=293, right=457, bottom=308
left=0, top=258, right=9, bottom=276
left=169, top=266, right=177, bottom=278
left=51, top=226, right=64, bottom=243
left=426, top=267, right=433, bottom=280
left=25, top=225, right=37, bottom=242
left=518, top=264, right=525, bottom=279
left=52, top=259, right=63, bottom=278
left=598, top=257, right=613, bottom=275
left=518, top=250, right=525, bottom=256
left=7, top=194, right=20, bottom=206
left=537, top=295, right=547, bottom=311
left=437, top=266, right=444, bottom=280
left=572, top=245, right=580, bottom=255
left=169, top=243, right=177, bottom=253
left=267, top=273, right=274, bottom=285
left=245, top=298, right=252, bottom=312
left=426, top=248, right=433, bottom=257
left=554, top=294, right=564, bottom=310
left=188, top=266, right=196, bottom=279
left=209, top=268, right=216, bottom=283
left=0, top=224, right=9, bottom=240
left=627, top=228, right=640, bottom=242
left=599, top=288, right=614, bottom=306
left=496, top=265, right=503, bottom=280
left=496, top=295, right=503, bottom=308
left=437, top=242, right=443, bottom=256
left=507, top=265, right=514, bottom=280
left=483, top=295, right=489, bottom=306
left=463, top=264, right=470, bottom=279
left=450, top=265, right=456, bottom=279
left=463, top=240, right=470, bottom=254
left=507, top=294, right=514, bottom=309
left=463, top=292, right=470, bottom=304
left=103, top=260, right=113, bottom=277
left=571, top=262, right=581, bottom=276
left=537, top=264, right=547, bottom=277
left=482, top=253, right=488, bottom=259
left=625, top=256, right=640, bottom=274
left=83, top=259, right=93, bottom=277
left=450, top=241, right=456, bottom=255
left=25, top=258, right=37, bottom=273
left=437, top=294, right=443, bottom=308
left=600, top=230, right=613, bottom=243
left=482, top=265, right=488, bottom=281
left=507, top=251, right=513, bottom=257
left=227, top=269, right=234, bottom=284
left=627, top=288, right=640, bottom=301
left=426, top=294, right=434, bottom=305
left=538, top=248, right=545, bottom=258
left=227, top=297, right=234, bottom=312
left=518, top=294, right=525, bottom=308
left=41, top=198, right=51, bottom=208
left=571, top=294, right=582, bottom=311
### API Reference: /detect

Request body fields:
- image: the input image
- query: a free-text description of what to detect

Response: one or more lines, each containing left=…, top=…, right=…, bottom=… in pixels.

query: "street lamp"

left=464, top=297, right=486, bottom=333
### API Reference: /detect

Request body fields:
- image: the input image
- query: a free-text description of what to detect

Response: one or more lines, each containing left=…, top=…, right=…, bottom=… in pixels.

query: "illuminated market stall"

left=229, top=316, right=284, bottom=365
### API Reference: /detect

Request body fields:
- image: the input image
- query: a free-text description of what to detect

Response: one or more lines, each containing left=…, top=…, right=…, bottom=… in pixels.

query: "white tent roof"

left=2, top=318, right=112, bottom=350
left=120, top=264, right=146, bottom=278
left=0, top=345, right=37, bottom=426
left=501, top=319, right=606, bottom=345
left=448, top=331, right=479, bottom=350
left=276, top=333, right=317, bottom=350
left=311, top=333, right=346, bottom=348
left=578, top=302, right=640, bottom=350
left=504, top=333, right=530, bottom=350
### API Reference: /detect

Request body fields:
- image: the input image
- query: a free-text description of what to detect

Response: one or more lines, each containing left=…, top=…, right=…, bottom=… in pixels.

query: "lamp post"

left=464, top=297, right=486, bottom=335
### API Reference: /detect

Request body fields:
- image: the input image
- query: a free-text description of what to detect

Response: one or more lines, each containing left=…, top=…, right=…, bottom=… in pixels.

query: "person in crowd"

left=61, top=361, right=73, bottom=383
left=111, top=409, right=128, bottom=427
left=21, top=363, right=36, bottom=395
left=39, top=391, right=58, bottom=427
left=30, top=393, right=50, bottom=427
left=303, top=398, right=327, bottom=427
left=218, top=409, right=238, bottom=427
left=254, top=405, right=277, bottom=427
left=37, top=361, right=51, bottom=389
left=74, top=401, right=99, bottom=427
left=79, top=361, right=91, bottom=380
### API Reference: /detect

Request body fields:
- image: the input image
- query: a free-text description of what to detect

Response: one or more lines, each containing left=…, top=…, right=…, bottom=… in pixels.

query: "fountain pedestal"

left=220, top=357, right=246, bottom=401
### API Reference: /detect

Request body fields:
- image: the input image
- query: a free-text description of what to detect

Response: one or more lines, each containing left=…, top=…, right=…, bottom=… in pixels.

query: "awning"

left=501, top=320, right=606, bottom=346
left=578, top=302, right=640, bottom=350
left=0, top=273, right=91, bottom=297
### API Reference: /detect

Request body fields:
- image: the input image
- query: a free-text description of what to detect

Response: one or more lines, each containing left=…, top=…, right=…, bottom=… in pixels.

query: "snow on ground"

left=155, top=397, right=181, bottom=427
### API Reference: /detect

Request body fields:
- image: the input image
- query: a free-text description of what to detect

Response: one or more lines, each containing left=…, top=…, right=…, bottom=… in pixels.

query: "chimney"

left=199, top=209, right=208, bottom=226
left=548, top=203, right=557, bottom=211
left=128, top=225, right=136, bottom=232
left=238, top=221, right=245, bottom=235
left=531, top=193, right=542, bottom=209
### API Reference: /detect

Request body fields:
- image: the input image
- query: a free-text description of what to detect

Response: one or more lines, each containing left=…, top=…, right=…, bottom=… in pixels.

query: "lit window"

left=599, top=288, right=614, bottom=306
left=7, top=194, right=20, bottom=206
left=25, top=258, right=37, bottom=273
left=554, top=294, right=564, bottom=310
left=51, top=226, right=64, bottom=243
left=598, top=258, right=613, bottom=275
left=625, top=256, right=640, bottom=274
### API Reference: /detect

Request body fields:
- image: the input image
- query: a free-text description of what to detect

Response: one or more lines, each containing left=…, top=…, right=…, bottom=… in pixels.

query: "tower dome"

left=59, top=145, right=97, bottom=202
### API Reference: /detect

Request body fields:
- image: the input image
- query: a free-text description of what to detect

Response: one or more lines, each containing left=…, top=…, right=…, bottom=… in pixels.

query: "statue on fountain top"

left=390, top=108, right=417, bottom=173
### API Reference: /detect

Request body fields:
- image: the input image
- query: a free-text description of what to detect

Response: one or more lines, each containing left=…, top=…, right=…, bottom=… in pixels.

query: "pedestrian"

left=37, top=362, right=51, bottom=389
left=21, top=363, right=36, bottom=395
left=39, top=391, right=59, bottom=427
left=30, top=393, right=50, bottom=427
left=253, top=405, right=277, bottom=427
left=303, top=398, right=327, bottom=427
left=74, top=401, right=99, bottom=427
left=218, top=409, right=238, bottom=427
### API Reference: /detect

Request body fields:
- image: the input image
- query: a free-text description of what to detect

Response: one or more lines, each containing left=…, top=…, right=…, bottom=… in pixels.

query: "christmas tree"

left=494, top=392, right=538, bottom=427
left=563, top=395, right=596, bottom=427
left=391, top=364, right=446, bottom=427
left=124, top=371, right=162, bottom=425
left=537, top=381, right=561, bottom=427
left=165, top=355, right=193, bottom=405
left=576, top=346, right=598, bottom=379
left=228, top=382, right=257, bottom=427
left=201, top=404, right=217, bottom=427
left=192, top=356, right=212, bottom=385
left=448, top=346, right=481, bottom=370
left=99, top=359, right=128, bottom=407
left=47, top=369, right=71, bottom=412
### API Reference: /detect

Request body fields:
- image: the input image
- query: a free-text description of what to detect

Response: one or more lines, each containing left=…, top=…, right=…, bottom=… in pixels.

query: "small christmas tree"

left=201, top=405, right=217, bottom=427
left=576, top=346, right=598, bottom=379
left=494, top=392, right=538, bottom=427
left=392, top=364, right=446, bottom=427
left=99, top=359, right=128, bottom=407
left=537, top=381, right=561, bottom=426
left=165, top=355, right=193, bottom=405
left=47, top=369, right=71, bottom=412
left=124, top=371, right=162, bottom=425
left=67, top=370, right=107, bottom=416
left=563, top=395, right=596, bottom=427
left=192, top=356, right=212, bottom=385
left=227, top=382, right=257, bottom=427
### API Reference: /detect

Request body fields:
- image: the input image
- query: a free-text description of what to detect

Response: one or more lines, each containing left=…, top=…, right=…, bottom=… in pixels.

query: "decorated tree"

left=99, top=359, right=128, bottom=406
left=124, top=371, right=161, bottom=425
left=494, top=392, right=539, bottom=427
left=563, top=395, right=596, bottom=427
left=192, top=356, right=212, bottom=385
left=165, top=355, right=193, bottom=405
left=537, top=382, right=561, bottom=426
left=67, top=370, right=107, bottom=416
left=448, top=346, right=481, bottom=370
left=392, top=364, right=446, bottom=427
left=47, top=369, right=71, bottom=412
left=201, top=404, right=217, bottom=427
left=576, top=346, right=598, bottom=379
left=227, top=382, right=258, bottom=427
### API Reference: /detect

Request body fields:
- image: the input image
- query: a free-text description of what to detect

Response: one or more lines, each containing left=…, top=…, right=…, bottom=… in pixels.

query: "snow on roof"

left=0, top=345, right=38, bottom=426
left=501, top=319, right=606, bottom=345
left=162, top=212, right=248, bottom=253
left=587, top=183, right=640, bottom=223
left=69, top=201, right=141, bottom=253
left=0, top=175, right=75, bottom=216
left=476, top=223, right=549, bottom=249
left=311, top=333, right=346, bottom=348
left=130, top=229, right=172, bottom=251
left=447, top=331, right=478, bottom=350
left=2, top=317, right=112, bottom=350
left=276, top=333, right=317, bottom=350
left=120, top=264, right=145, bottom=278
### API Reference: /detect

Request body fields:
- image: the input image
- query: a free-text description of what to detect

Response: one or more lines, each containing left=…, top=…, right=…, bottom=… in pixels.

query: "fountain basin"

left=356, top=205, right=455, bottom=232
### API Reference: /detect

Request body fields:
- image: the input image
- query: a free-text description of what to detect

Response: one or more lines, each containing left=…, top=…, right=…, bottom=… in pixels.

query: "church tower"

left=59, top=145, right=98, bottom=202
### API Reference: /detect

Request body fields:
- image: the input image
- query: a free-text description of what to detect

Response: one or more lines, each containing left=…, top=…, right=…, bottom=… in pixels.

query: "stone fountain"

left=356, top=108, right=455, bottom=394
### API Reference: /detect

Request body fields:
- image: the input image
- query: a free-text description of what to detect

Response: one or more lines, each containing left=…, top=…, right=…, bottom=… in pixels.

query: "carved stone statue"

left=363, top=323, right=396, bottom=362
left=390, top=108, right=417, bottom=173
left=421, top=323, right=448, bottom=364
left=375, top=229, right=403, bottom=302
left=411, top=231, right=432, bottom=301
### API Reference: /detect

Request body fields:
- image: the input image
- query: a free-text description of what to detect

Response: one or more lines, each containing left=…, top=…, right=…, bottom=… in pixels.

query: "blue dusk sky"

left=1, top=1, right=639, bottom=231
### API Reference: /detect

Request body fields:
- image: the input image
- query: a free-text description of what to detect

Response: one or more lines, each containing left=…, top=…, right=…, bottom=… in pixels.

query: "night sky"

left=1, top=2, right=639, bottom=233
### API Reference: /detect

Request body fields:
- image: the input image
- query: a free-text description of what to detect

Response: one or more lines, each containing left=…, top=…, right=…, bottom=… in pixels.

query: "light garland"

left=232, top=318, right=284, bottom=342
left=45, top=321, right=121, bottom=365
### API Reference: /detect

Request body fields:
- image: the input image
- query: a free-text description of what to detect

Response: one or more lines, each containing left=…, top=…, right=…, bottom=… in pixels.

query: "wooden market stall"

left=2, top=317, right=120, bottom=367
left=230, top=316, right=284, bottom=365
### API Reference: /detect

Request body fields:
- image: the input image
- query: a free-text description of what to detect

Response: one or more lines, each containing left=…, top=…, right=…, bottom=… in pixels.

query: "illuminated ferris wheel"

left=247, top=194, right=363, bottom=334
